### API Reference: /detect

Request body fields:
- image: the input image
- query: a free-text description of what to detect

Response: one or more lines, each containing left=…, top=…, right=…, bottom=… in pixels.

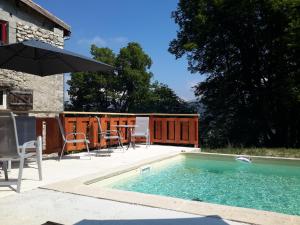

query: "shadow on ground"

left=72, top=216, right=233, bottom=225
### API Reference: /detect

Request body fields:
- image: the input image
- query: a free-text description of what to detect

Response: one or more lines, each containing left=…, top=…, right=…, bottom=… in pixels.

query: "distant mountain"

left=187, top=99, right=205, bottom=114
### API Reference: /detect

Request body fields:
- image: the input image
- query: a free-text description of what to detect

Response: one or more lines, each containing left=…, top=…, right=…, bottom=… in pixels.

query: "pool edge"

left=41, top=151, right=300, bottom=225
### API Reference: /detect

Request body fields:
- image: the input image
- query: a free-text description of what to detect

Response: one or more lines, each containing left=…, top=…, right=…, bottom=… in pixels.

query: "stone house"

left=0, top=0, right=71, bottom=113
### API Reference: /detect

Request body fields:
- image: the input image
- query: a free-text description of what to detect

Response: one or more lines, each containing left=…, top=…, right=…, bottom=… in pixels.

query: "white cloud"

left=110, top=36, right=128, bottom=45
left=77, top=36, right=107, bottom=46
left=77, top=36, right=128, bottom=48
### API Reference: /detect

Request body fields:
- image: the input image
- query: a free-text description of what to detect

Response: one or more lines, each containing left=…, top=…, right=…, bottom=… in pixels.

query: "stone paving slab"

left=0, top=188, right=247, bottom=225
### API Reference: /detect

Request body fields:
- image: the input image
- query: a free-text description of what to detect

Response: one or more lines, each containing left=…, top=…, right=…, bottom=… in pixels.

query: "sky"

left=34, top=0, right=204, bottom=101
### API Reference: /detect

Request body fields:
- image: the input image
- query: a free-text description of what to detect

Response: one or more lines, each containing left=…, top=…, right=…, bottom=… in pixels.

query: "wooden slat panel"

left=153, top=119, right=162, bottom=141
left=189, top=118, right=195, bottom=145
left=166, top=119, right=175, bottom=143
left=100, top=117, right=109, bottom=148
left=149, top=116, right=154, bottom=144
left=161, top=119, right=167, bottom=143
left=36, top=117, right=62, bottom=154
left=194, top=118, right=199, bottom=147
left=89, top=118, right=99, bottom=149
left=46, top=118, right=62, bottom=153
left=64, top=117, right=77, bottom=151
left=175, top=118, right=181, bottom=143
left=180, top=121, right=190, bottom=143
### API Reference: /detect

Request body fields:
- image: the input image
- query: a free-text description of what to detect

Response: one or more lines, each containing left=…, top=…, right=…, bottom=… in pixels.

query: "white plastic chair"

left=56, top=116, right=90, bottom=160
left=131, top=117, right=150, bottom=147
left=0, top=112, right=42, bottom=193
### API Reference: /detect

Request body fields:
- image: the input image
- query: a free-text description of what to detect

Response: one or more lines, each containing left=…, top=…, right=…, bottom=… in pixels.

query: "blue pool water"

left=107, top=155, right=300, bottom=215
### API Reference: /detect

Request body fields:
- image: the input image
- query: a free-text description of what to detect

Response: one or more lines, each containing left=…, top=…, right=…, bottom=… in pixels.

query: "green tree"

left=113, top=42, right=153, bottom=112
left=68, top=43, right=152, bottom=112
left=169, top=0, right=300, bottom=147
left=68, top=46, right=116, bottom=111
left=138, top=81, right=195, bottom=113
left=68, top=42, right=195, bottom=114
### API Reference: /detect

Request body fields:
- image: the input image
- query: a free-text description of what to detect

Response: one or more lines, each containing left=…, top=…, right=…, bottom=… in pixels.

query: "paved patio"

left=0, top=145, right=195, bottom=198
left=0, top=188, right=247, bottom=225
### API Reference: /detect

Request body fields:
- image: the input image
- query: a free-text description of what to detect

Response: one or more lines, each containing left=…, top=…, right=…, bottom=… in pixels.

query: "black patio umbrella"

left=0, top=39, right=114, bottom=76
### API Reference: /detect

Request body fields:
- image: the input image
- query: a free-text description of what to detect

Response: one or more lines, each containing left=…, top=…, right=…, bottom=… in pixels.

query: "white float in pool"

left=235, top=156, right=252, bottom=163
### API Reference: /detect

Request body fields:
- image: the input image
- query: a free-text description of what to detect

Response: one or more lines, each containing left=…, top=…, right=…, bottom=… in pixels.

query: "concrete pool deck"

left=1, top=146, right=300, bottom=225
left=0, top=145, right=195, bottom=198
left=0, top=188, right=247, bottom=225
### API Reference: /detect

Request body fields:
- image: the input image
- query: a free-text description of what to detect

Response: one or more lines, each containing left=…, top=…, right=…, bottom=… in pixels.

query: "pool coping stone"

left=41, top=151, right=300, bottom=225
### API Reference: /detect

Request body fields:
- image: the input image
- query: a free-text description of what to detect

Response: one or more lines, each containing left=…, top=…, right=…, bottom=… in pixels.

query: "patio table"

left=112, top=125, right=138, bottom=149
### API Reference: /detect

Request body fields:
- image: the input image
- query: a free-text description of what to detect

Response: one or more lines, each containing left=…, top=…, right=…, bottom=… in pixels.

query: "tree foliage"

left=67, top=42, right=194, bottom=113
left=135, top=81, right=195, bottom=113
left=169, top=0, right=300, bottom=147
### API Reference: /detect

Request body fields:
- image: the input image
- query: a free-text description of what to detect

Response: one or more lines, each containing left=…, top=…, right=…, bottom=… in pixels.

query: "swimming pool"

left=99, top=154, right=300, bottom=216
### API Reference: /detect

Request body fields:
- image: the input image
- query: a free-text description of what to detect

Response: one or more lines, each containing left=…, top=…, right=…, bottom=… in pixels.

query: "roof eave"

left=19, top=0, right=71, bottom=36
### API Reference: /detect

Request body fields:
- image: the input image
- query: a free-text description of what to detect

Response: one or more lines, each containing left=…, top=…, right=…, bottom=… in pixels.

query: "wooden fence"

left=34, top=112, right=199, bottom=154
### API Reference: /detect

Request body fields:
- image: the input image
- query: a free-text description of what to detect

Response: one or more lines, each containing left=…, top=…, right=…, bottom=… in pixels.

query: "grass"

left=202, top=148, right=300, bottom=158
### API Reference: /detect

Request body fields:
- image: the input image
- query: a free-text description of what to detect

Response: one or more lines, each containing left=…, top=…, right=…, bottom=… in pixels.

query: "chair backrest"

left=56, top=116, right=66, bottom=142
left=15, top=116, right=36, bottom=146
left=0, top=111, right=19, bottom=157
left=95, top=116, right=103, bottom=133
left=134, top=117, right=149, bottom=134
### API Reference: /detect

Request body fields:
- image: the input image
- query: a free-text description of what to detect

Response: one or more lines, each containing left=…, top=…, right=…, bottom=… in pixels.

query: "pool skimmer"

left=140, top=165, right=151, bottom=174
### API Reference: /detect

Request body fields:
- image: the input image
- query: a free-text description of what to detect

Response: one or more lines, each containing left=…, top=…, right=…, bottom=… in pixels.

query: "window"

left=0, top=90, right=7, bottom=109
left=0, top=20, right=8, bottom=45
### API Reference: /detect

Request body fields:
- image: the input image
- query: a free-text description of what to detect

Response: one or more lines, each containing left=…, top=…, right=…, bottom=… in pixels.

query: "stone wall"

left=16, top=22, right=64, bottom=48
left=0, top=0, right=66, bottom=113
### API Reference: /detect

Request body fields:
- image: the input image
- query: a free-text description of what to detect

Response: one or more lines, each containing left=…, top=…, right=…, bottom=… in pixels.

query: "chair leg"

left=86, top=141, right=91, bottom=159
left=118, top=138, right=124, bottom=152
left=8, top=160, right=11, bottom=171
left=17, top=157, right=25, bottom=193
left=147, top=135, right=150, bottom=147
left=36, top=136, right=43, bottom=180
left=119, top=131, right=124, bottom=149
left=107, top=139, right=111, bottom=151
left=59, top=142, right=66, bottom=161
left=3, top=161, right=8, bottom=181
left=132, top=136, right=136, bottom=149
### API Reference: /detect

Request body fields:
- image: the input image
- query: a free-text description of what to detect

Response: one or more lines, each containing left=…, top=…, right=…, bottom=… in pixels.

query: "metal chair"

left=131, top=117, right=150, bottom=147
left=95, top=116, right=123, bottom=151
left=56, top=116, right=90, bottom=160
left=0, top=112, right=42, bottom=193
